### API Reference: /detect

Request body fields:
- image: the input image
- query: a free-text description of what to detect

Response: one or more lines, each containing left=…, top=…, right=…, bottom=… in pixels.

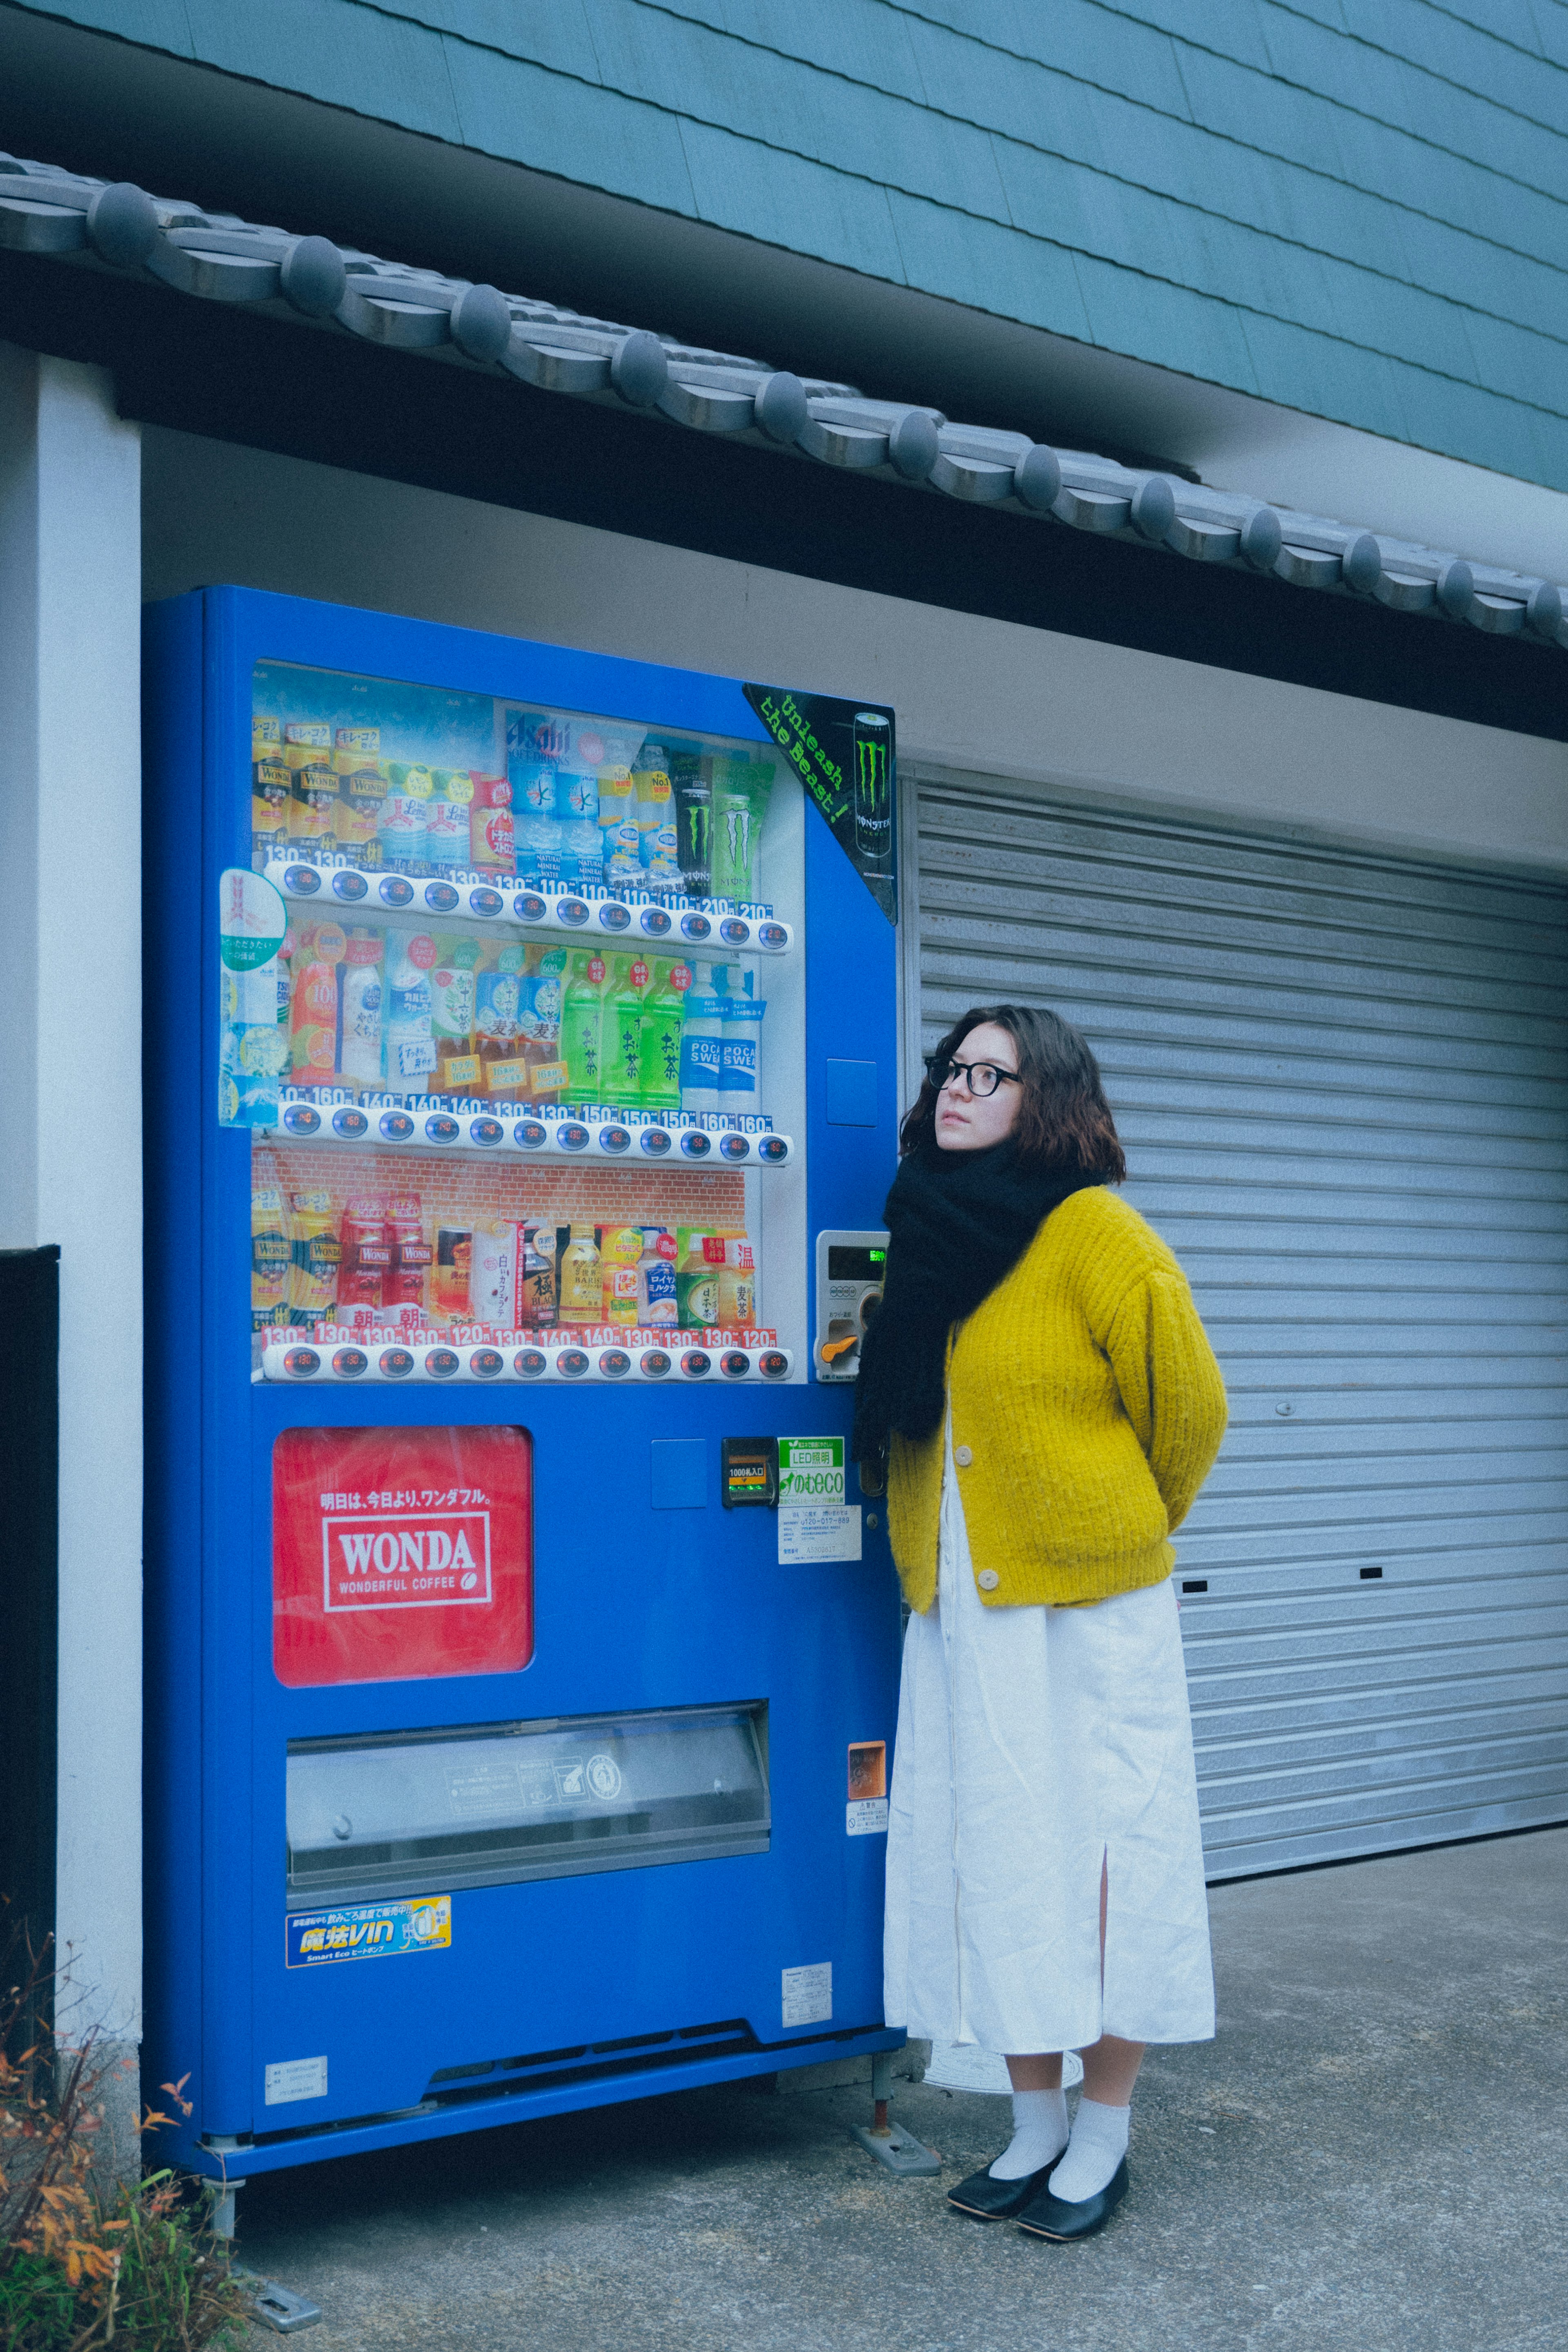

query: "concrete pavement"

left=237, top=1826, right=1568, bottom=2350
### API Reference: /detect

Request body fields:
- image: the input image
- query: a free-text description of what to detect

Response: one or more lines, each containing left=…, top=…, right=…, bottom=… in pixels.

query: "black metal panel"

left=0, top=1246, right=60, bottom=1981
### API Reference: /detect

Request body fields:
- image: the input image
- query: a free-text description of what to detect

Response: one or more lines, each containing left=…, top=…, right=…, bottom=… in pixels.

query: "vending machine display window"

left=233, top=657, right=807, bottom=1387
left=285, top=1703, right=770, bottom=1906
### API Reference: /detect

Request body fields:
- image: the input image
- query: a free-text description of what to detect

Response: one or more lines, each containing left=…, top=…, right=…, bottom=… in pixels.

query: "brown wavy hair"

left=900, top=1004, right=1126, bottom=1180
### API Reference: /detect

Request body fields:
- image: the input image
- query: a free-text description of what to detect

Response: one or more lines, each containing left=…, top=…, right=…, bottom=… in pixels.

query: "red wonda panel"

left=273, top=1424, right=532, bottom=1687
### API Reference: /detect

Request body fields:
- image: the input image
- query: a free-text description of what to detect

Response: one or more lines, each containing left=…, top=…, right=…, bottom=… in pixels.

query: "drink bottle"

left=337, top=927, right=385, bottom=1087
left=338, top=1196, right=393, bottom=1323
left=676, top=1229, right=725, bottom=1329
left=285, top=723, right=336, bottom=858
left=287, top=920, right=345, bottom=1087
left=679, top=961, right=724, bottom=1116
left=430, top=935, right=480, bottom=1095
left=432, top=1227, right=473, bottom=1324
left=334, top=727, right=386, bottom=868
left=596, top=731, right=644, bottom=889
left=670, top=746, right=711, bottom=898
left=558, top=1224, right=602, bottom=1325
left=519, top=944, right=568, bottom=1104
left=600, top=1224, right=644, bottom=1327
left=601, top=955, right=649, bottom=1110
left=555, top=769, right=603, bottom=893
left=560, top=950, right=607, bottom=1106
left=637, top=957, right=689, bottom=1115
left=425, top=769, right=474, bottom=874
left=711, top=758, right=754, bottom=904
left=468, top=775, right=514, bottom=873
left=719, top=1235, right=757, bottom=1330
left=471, top=1219, right=518, bottom=1327
left=380, top=763, right=432, bottom=874
left=511, top=762, right=562, bottom=887
left=719, top=960, right=765, bottom=1108
left=252, top=716, right=287, bottom=872
left=633, top=747, right=680, bottom=890
left=385, top=1195, right=430, bottom=1329
left=287, top=1190, right=340, bottom=1326
left=518, top=1221, right=558, bottom=1328
left=251, top=1179, right=291, bottom=1329
left=637, top=1228, right=679, bottom=1327
left=475, top=941, right=528, bottom=1100
left=382, top=932, right=439, bottom=1088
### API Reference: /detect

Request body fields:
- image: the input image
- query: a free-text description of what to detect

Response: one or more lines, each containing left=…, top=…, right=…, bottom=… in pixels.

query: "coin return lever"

left=814, top=1230, right=889, bottom=1380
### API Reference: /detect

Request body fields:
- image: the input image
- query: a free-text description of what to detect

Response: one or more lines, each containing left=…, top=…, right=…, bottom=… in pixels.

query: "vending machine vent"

left=286, top=1702, right=769, bottom=1906
left=422, top=2017, right=760, bottom=2109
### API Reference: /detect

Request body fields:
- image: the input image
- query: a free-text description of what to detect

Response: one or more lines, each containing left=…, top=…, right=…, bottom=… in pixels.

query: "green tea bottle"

left=601, top=954, right=649, bottom=1110
left=560, top=949, right=607, bottom=1107
left=637, top=957, right=690, bottom=1115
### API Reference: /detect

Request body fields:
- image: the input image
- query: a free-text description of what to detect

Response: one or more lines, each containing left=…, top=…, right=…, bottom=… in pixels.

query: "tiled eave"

left=3, top=152, right=1563, bottom=654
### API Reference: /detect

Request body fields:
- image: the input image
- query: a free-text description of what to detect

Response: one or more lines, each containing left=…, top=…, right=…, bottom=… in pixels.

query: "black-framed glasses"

left=927, top=1055, right=1022, bottom=1099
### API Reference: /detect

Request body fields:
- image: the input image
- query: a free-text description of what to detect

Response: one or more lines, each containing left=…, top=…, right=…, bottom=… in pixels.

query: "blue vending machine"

left=143, top=588, right=902, bottom=2185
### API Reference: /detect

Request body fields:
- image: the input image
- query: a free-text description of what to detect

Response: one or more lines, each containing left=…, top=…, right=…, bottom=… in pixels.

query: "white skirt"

left=883, top=1420, right=1215, bottom=2053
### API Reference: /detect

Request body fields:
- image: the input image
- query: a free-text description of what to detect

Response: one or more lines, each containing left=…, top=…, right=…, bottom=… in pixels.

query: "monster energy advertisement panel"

left=743, top=687, right=895, bottom=920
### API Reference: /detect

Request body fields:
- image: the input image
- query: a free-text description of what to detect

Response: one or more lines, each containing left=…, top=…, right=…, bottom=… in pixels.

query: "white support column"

left=0, top=345, right=143, bottom=2173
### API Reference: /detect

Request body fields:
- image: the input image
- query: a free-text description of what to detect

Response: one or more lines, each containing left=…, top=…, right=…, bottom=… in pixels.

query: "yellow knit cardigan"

left=886, top=1185, right=1227, bottom=1612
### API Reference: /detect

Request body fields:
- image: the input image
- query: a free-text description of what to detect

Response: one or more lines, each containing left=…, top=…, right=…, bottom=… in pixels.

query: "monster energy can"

left=852, top=711, right=893, bottom=873
left=670, top=745, right=713, bottom=898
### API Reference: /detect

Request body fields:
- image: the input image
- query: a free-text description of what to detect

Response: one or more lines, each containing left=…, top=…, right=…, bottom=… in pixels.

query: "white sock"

left=987, top=2087, right=1069, bottom=2180
left=1048, top=2097, right=1130, bottom=2203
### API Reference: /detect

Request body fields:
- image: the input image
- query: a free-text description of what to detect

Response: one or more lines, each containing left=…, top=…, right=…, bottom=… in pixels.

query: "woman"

left=854, top=1005, right=1227, bottom=2244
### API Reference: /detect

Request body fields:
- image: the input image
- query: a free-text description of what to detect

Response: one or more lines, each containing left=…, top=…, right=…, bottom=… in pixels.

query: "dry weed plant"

left=0, top=1907, right=251, bottom=2350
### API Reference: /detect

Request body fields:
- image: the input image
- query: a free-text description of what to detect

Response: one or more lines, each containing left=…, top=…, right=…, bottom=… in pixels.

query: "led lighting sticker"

left=777, top=1437, right=845, bottom=1506
left=286, top=1895, right=452, bottom=1969
left=777, top=1436, right=860, bottom=1563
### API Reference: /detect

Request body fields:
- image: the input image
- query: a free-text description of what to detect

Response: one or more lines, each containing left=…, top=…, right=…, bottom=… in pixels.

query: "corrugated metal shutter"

left=909, top=769, right=1568, bottom=1879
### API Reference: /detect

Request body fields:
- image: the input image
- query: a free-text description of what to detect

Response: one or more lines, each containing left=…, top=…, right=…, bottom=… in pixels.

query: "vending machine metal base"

left=143, top=589, right=903, bottom=2180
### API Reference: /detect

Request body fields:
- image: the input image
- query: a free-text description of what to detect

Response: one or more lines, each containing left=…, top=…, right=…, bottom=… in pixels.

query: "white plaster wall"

left=0, top=347, right=143, bottom=2055
left=142, top=428, right=1567, bottom=878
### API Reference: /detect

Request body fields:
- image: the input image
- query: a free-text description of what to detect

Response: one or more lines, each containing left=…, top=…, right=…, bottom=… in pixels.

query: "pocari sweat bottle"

left=679, top=961, right=724, bottom=1116
left=719, top=960, right=765, bottom=1112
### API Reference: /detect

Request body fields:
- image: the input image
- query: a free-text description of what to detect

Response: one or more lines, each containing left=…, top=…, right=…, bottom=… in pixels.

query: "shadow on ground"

left=237, top=1828, right=1567, bottom=2351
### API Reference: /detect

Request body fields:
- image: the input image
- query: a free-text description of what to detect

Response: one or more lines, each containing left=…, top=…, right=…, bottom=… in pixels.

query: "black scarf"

left=851, top=1140, right=1103, bottom=1465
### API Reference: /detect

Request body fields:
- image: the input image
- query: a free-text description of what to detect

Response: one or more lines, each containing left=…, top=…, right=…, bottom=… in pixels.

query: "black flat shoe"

left=1014, top=2158, right=1129, bottom=2242
left=946, top=2156, right=1061, bottom=2221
